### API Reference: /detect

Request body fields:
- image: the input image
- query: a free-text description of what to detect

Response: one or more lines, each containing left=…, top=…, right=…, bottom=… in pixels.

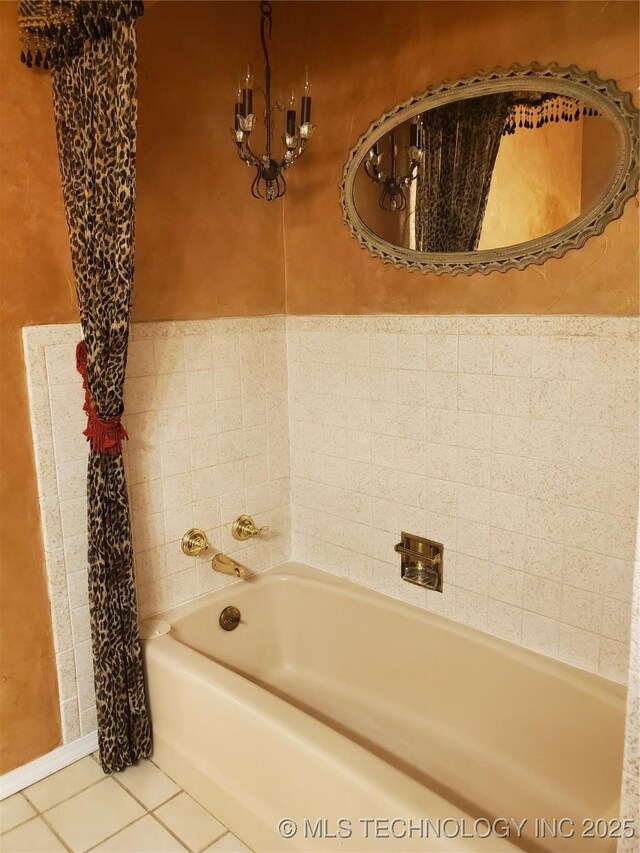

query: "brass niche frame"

left=339, top=63, right=639, bottom=276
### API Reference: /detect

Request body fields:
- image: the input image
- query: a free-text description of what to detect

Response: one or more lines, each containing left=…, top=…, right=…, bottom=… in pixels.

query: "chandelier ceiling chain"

left=232, top=0, right=313, bottom=201
left=260, top=0, right=272, bottom=162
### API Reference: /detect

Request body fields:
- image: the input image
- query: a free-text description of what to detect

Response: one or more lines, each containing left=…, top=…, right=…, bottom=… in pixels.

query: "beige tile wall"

left=23, top=313, right=639, bottom=754
left=288, top=315, right=639, bottom=683
left=619, top=513, right=639, bottom=853
left=23, top=317, right=291, bottom=743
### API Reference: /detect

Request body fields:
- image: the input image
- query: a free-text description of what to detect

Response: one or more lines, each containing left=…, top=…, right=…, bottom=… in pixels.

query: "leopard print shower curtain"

left=415, top=95, right=510, bottom=253
left=52, top=13, right=152, bottom=774
left=20, top=2, right=152, bottom=772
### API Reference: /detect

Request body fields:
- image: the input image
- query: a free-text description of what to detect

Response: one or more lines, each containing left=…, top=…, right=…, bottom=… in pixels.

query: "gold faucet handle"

left=181, top=528, right=209, bottom=557
left=231, top=514, right=270, bottom=541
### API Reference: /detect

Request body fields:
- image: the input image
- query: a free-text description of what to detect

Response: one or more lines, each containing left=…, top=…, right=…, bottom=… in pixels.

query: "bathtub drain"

left=219, top=606, right=241, bottom=631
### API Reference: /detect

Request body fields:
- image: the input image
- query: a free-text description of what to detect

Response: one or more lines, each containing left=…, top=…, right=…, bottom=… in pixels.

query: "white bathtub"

left=142, top=563, right=626, bottom=852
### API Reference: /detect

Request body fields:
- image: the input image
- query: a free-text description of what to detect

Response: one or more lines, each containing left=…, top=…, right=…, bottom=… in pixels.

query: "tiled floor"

left=0, top=755, right=252, bottom=853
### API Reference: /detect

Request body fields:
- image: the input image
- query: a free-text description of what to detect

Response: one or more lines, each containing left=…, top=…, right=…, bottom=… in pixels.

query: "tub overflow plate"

left=219, top=605, right=241, bottom=631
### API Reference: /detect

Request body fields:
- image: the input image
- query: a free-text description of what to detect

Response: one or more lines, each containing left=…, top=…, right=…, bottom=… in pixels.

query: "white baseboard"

left=0, top=732, right=99, bottom=800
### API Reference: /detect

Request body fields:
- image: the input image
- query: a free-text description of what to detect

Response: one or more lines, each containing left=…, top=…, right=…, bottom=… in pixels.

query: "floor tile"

left=0, top=816, right=66, bottom=852
left=45, top=777, right=145, bottom=852
left=92, top=814, right=187, bottom=852
left=154, top=792, right=226, bottom=851
left=24, top=755, right=105, bottom=811
left=205, top=832, right=252, bottom=852
left=0, top=793, right=36, bottom=834
left=114, top=759, right=180, bottom=809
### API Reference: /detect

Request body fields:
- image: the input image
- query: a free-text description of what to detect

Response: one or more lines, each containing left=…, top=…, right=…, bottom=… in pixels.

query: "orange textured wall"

left=279, top=0, right=639, bottom=315
left=134, top=1, right=285, bottom=320
left=0, top=2, right=71, bottom=772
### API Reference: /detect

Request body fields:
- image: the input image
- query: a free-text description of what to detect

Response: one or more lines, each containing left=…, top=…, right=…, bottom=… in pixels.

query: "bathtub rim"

left=145, top=560, right=627, bottom=708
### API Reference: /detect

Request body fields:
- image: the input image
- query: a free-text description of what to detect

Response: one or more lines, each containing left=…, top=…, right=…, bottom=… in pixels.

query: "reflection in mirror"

left=354, top=92, right=618, bottom=256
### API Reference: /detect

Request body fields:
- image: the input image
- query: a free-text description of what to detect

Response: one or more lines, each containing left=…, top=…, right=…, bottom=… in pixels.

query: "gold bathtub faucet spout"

left=212, top=553, right=247, bottom=579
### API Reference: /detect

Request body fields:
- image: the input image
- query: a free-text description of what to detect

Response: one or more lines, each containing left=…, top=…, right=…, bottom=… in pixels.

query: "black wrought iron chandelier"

left=232, top=1, right=313, bottom=201
left=364, top=120, right=423, bottom=211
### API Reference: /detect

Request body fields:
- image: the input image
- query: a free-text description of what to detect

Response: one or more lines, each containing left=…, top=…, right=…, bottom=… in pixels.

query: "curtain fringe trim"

left=18, top=0, right=144, bottom=69
left=76, top=340, right=128, bottom=455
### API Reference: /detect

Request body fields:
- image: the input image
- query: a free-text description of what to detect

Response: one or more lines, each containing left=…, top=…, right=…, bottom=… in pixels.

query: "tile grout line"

left=83, top=812, right=150, bottom=852
left=196, top=831, right=230, bottom=853
left=110, top=774, right=182, bottom=813
left=38, top=809, right=75, bottom=853
left=0, top=793, right=38, bottom=837
left=21, top=774, right=106, bottom=815
left=141, top=758, right=233, bottom=852
left=151, top=807, right=228, bottom=853
left=148, top=810, right=196, bottom=853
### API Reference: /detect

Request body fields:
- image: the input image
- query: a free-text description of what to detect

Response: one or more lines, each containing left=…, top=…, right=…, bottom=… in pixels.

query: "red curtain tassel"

left=76, top=338, right=128, bottom=455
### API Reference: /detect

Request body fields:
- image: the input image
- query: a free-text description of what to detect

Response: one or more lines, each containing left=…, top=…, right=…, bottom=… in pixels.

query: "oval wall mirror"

left=340, top=64, right=639, bottom=275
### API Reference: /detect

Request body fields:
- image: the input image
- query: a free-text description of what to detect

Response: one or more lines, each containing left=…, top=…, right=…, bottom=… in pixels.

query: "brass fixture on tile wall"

left=212, top=553, right=247, bottom=579
left=232, top=514, right=269, bottom=541
left=181, top=528, right=209, bottom=557
left=181, top=528, right=248, bottom=579
left=395, top=532, right=443, bottom=592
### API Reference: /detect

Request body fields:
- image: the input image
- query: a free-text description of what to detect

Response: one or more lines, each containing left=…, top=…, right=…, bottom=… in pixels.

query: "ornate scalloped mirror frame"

left=340, top=63, right=639, bottom=275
